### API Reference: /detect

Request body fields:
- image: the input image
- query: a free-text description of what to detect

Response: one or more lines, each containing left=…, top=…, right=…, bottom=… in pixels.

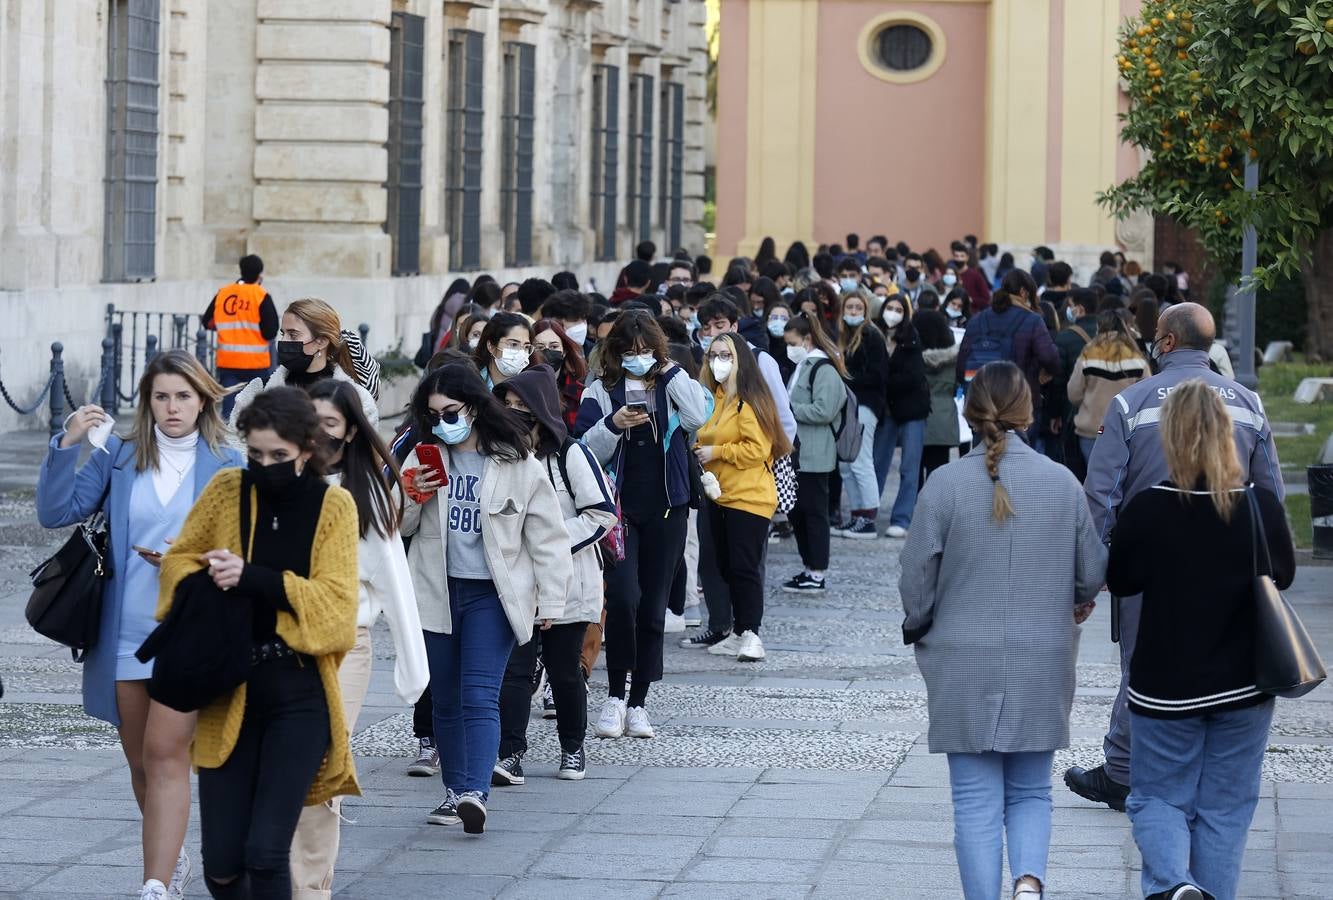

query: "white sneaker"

left=139, top=880, right=168, bottom=900
left=885, top=525, right=908, bottom=538
left=707, top=632, right=743, bottom=656
left=625, top=706, right=655, bottom=738
left=594, top=696, right=627, bottom=738
left=166, top=849, right=191, bottom=899
left=664, top=610, right=686, bottom=633
left=735, top=630, right=766, bottom=661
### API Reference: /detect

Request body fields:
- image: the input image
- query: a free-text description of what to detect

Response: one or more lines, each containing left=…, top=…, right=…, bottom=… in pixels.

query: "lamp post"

left=1233, top=159, right=1260, bottom=389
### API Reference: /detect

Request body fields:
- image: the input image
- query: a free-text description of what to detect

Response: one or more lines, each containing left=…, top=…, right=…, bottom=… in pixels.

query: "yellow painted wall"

left=985, top=0, right=1050, bottom=245
left=1059, top=0, right=1122, bottom=246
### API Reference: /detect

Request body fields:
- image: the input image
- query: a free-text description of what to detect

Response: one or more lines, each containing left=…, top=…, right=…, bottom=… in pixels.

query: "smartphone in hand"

left=415, top=443, right=450, bottom=485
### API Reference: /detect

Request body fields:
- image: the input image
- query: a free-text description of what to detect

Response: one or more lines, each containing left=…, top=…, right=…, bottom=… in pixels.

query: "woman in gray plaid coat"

left=899, top=361, right=1106, bottom=900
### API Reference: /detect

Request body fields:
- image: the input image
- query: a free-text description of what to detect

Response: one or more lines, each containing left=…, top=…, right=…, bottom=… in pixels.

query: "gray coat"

left=899, top=438, right=1107, bottom=754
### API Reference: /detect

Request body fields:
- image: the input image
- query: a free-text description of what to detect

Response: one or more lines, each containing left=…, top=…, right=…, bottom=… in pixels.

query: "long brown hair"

left=129, top=350, right=228, bottom=473
left=285, top=298, right=360, bottom=384
left=531, top=317, right=589, bottom=382
left=700, top=333, right=793, bottom=459
left=962, top=361, right=1033, bottom=523
left=600, top=309, right=670, bottom=387
left=839, top=289, right=873, bottom=359
left=308, top=379, right=403, bottom=539
left=1161, top=379, right=1242, bottom=521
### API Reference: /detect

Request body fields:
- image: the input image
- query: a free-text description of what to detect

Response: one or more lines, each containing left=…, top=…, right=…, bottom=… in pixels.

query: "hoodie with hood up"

left=495, top=366, right=618, bottom=625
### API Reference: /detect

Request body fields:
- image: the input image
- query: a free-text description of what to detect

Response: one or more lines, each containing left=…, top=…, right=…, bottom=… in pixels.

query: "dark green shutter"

left=103, top=0, right=160, bottom=282
left=388, top=13, right=425, bottom=275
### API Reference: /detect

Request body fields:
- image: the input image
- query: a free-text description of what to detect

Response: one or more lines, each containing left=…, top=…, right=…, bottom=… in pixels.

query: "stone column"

left=249, top=0, right=392, bottom=278
left=162, top=0, right=214, bottom=280
left=680, top=0, right=709, bottom=256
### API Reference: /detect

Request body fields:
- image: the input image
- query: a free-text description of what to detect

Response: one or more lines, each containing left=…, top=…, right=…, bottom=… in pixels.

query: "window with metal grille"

left=103, top=0, right=160, bottom=282
left=876, top=24, right=932, bottom=72
left=658, top=81, right=685, bottom=253
left=589, top=64, right=619, bottom=262
left=446, top=29, right=484, bottom=270
left=501, top=42, right=536, bottom=268
left=387, top=13, right=425, bottom=276
left=627, top=73, right=654, bottom=243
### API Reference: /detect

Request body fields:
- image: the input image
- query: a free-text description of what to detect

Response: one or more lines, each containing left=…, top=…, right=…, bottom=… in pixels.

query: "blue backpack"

left=963, top=309, right=1027, bottom=382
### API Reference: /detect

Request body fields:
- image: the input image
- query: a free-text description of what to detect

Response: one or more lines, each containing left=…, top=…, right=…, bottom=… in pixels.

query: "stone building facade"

left=0, top=0, right=709, bottom=429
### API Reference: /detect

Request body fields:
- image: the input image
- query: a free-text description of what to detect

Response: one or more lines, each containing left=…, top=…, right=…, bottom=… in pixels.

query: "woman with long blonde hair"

left=899, top=360, right=1106, bottom=900
left=36, top=350, right=243, bottom=899
left=1108, top=380, right=1295, bottom=900
left=229, top=298, right=379, bottom=431
left=693, top=334, right=792, bottom=661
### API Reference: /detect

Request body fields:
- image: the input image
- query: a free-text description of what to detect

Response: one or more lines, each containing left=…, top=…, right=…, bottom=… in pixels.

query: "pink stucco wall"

left=812, top=1, right=988, bottom=252
left=714, top=0, right=749, bottom=258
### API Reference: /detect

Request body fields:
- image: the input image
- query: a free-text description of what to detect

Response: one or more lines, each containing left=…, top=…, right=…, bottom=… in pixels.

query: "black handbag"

left=27, top=504, right=112, bottom=662
left=1247, top=488, right=1326, bottom=698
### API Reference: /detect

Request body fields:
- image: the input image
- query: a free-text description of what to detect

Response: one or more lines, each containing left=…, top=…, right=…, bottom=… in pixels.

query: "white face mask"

left=709, top=357, right=734, bottom=383
left=882, top=310, right=903, bottom=328
left=786, top=345, right=810, bottom=366
left=496, top=347, right=529, bottom=377
left=564, top=322, right=588, bottom=345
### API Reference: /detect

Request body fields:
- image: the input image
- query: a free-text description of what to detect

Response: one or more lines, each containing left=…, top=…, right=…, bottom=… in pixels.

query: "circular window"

left=876, top=24, right=932, bottom=72
left=858, top=12, right=947, bottom=85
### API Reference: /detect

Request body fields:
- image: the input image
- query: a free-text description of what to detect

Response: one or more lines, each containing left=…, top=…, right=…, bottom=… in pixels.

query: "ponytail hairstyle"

left=991, top=269, right=1039, bottom=315
left=784, top=312, right=847, bottom=378
left=285, top=298, right=361, bottom=384
left=307, top=379, right=402, bottom=539
left=962, top=361, right=1033, bottom=523
left=1161, top=379, right=1243, bottom=521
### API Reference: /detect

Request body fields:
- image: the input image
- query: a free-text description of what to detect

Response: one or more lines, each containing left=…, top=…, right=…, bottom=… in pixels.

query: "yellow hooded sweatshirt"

left=696, top=388, right=777, bottom=519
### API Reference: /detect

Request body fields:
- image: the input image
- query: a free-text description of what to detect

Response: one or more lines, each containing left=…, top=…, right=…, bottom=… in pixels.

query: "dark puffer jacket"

left=885, top=321, right=931, bottom=423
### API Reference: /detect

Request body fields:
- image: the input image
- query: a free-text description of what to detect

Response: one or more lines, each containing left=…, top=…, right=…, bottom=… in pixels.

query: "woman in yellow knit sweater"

left=693, top=333, right=794, bottom=663
left=158, top=387, right=360, bottom=899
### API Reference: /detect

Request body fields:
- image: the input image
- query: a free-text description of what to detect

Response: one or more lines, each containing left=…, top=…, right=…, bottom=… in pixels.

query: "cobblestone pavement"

left=1, top=431, right=1332, bottom=898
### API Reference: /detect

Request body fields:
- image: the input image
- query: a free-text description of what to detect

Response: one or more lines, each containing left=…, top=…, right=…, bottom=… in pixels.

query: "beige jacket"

left=1067, top=343, right=1150, bottom=439
left=400, top=448, right=572, bottom=644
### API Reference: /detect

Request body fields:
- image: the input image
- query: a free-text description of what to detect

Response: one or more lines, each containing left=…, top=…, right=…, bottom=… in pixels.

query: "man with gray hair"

left=1066, top=302, right=1284, bottom=811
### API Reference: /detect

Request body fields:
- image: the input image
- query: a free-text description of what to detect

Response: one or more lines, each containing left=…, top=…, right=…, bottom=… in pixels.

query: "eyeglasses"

left=424, top=408, right=464, bottom=425
left=707, top=351, right=735, bottom=363
left=498, top=338, right=532, bottom=354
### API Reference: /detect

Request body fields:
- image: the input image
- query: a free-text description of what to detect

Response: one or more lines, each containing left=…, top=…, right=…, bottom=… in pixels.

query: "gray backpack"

left=811, top=359, right=862, bottom=463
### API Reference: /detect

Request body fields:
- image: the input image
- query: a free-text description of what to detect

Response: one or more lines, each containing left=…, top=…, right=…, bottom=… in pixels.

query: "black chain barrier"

left=0, top=369, right=56, bottom=416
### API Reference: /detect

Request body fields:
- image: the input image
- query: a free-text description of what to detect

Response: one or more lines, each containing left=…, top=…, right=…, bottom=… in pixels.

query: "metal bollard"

left=359, top=323, right=370, bottom=347
left=195, top=327, right=208, bottom=365
left=145, top=333, right=159, bottom=364
left=48, top=342, right=65, bottom=438
left=100, top=337, right=116, bottom=411
left=110, top=322, right=124, bottom=415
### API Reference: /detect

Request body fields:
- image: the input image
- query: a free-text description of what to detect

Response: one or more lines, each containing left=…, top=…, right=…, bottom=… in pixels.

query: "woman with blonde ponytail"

left=899, top=360, right=1106, bottom=900
left=1107, top=379, right=1295, bottom=900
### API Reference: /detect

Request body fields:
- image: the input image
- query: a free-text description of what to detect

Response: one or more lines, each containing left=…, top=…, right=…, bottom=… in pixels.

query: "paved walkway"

left=0, top=432, right=1331, bottom=898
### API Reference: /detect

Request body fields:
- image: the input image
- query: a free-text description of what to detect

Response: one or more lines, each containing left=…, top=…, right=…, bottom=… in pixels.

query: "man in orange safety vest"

left=204, top=255, right=279, bottom=416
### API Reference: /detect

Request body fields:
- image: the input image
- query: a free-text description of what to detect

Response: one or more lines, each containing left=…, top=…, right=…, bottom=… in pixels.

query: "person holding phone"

left=37, top=351, right=241, bottom=900
left=290, top=380, right=429, bottom=898
left=400, top=365, right=573, bottom=834
left=574, top=310, right=712, bottom=740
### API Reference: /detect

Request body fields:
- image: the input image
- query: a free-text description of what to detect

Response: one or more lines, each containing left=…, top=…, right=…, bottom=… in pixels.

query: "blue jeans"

left=1079, top=436, right=1097, bottom=468
left=423, top=578, right=516, bottom=799
left=947, top=751, right=1054, bottom=900
left=838, top=405, right=880, bottom=514
left=1128, top=702, right=1274, bottom=900
left=872, top=416, right=925, bottom=528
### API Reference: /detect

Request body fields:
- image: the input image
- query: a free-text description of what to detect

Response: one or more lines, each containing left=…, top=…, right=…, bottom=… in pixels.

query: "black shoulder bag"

left=27, top=478, right=114, bottom=662
left=1248, top=487, right=1326, bottom=698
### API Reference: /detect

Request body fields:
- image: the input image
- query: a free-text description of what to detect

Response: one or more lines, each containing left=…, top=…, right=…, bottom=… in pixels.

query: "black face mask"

left=323, top=433, right=347, bottom=463
left=905, top=269, right=921, bottom=284
left=278, top=340, right=314, bottom=374
left=512, top=409, right=538, bottom=433
left=248, top=459, right=302, bottom=496
left=542, top=349, right=565, bottom=370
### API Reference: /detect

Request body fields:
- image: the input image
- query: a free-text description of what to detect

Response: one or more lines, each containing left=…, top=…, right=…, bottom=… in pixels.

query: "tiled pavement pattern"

left=0, top=431, right=1331, bottom=898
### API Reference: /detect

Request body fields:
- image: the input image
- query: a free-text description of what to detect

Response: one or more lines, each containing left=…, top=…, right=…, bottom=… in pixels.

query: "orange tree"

left=1100, top=0, right=1333, bottom=360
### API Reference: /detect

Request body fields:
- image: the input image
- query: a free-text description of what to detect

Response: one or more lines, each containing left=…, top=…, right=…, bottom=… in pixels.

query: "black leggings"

left=921, top=442, right=971, bottom=484
left=709, top=504, right=769, bottom=634
left=789, top=471, right=831, bottom=572
left=604, top=505, right=689, bottom=690
left=413, top=685, right=433, bottom=740
left=199, top=654, right=330, bottom=900
left=499, top=622, right=590, bottom=756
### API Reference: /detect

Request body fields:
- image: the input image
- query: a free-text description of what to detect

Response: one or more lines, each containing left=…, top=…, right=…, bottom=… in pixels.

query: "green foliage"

left=1101, top=1, right=1333, bottom=288
left=1206, top=271, right=1309, bottom=349
left=374, top=341, right=418, bottom=383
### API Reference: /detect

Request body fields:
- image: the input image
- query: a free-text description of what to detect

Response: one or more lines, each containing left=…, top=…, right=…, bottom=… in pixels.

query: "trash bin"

left=1309, top=464, right=1333, bottom=560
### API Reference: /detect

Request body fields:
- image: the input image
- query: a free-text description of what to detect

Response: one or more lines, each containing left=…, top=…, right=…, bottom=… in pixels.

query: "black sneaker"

left=1148, top=886, right=1206, bottom=900
left=558, top=746, right=587, bottom=781
left=843, top=518, right=878, bottom=540
left=782, top=573, right=826, bottom=593
left=492, top=752, right=525, bottom=786
left=1063, top=764, right=1129, bottom=812
left=679, top=628, right=730, bottom=649
left=541, top=682, right=557, bottom=719
left=426, top=790, right=460, bottom=826
left=457, top=790, right=487, bottom=834
left=407, top=737, right=440, bottom=777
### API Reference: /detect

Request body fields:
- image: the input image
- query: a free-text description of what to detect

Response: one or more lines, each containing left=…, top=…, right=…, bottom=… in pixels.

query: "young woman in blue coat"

left=37, top=350, right=241, bottom=900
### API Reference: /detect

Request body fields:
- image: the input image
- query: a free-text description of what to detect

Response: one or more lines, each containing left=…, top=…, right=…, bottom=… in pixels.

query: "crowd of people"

left=34, top=231, right=1297, bottom=900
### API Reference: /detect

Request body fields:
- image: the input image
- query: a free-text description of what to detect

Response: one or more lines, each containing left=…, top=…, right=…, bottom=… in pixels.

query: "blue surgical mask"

left=839, top=278, right=860, bottom=294
left=685, top=314, right=700, bottom=333
left=622, top=353, right=656, bottom=377
left=843, top=314, right=865, bottom=328
left=942, top=273, right=958, bottom=287
left=767, top=317, right=788, bottom=337
left=699, top=335, right=714, bottom=352
left=1065, top=306, right=1077, bottom=323
left=431, top=411, right=471, bottom=446
left=946, top=307, right=962, bottom=320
